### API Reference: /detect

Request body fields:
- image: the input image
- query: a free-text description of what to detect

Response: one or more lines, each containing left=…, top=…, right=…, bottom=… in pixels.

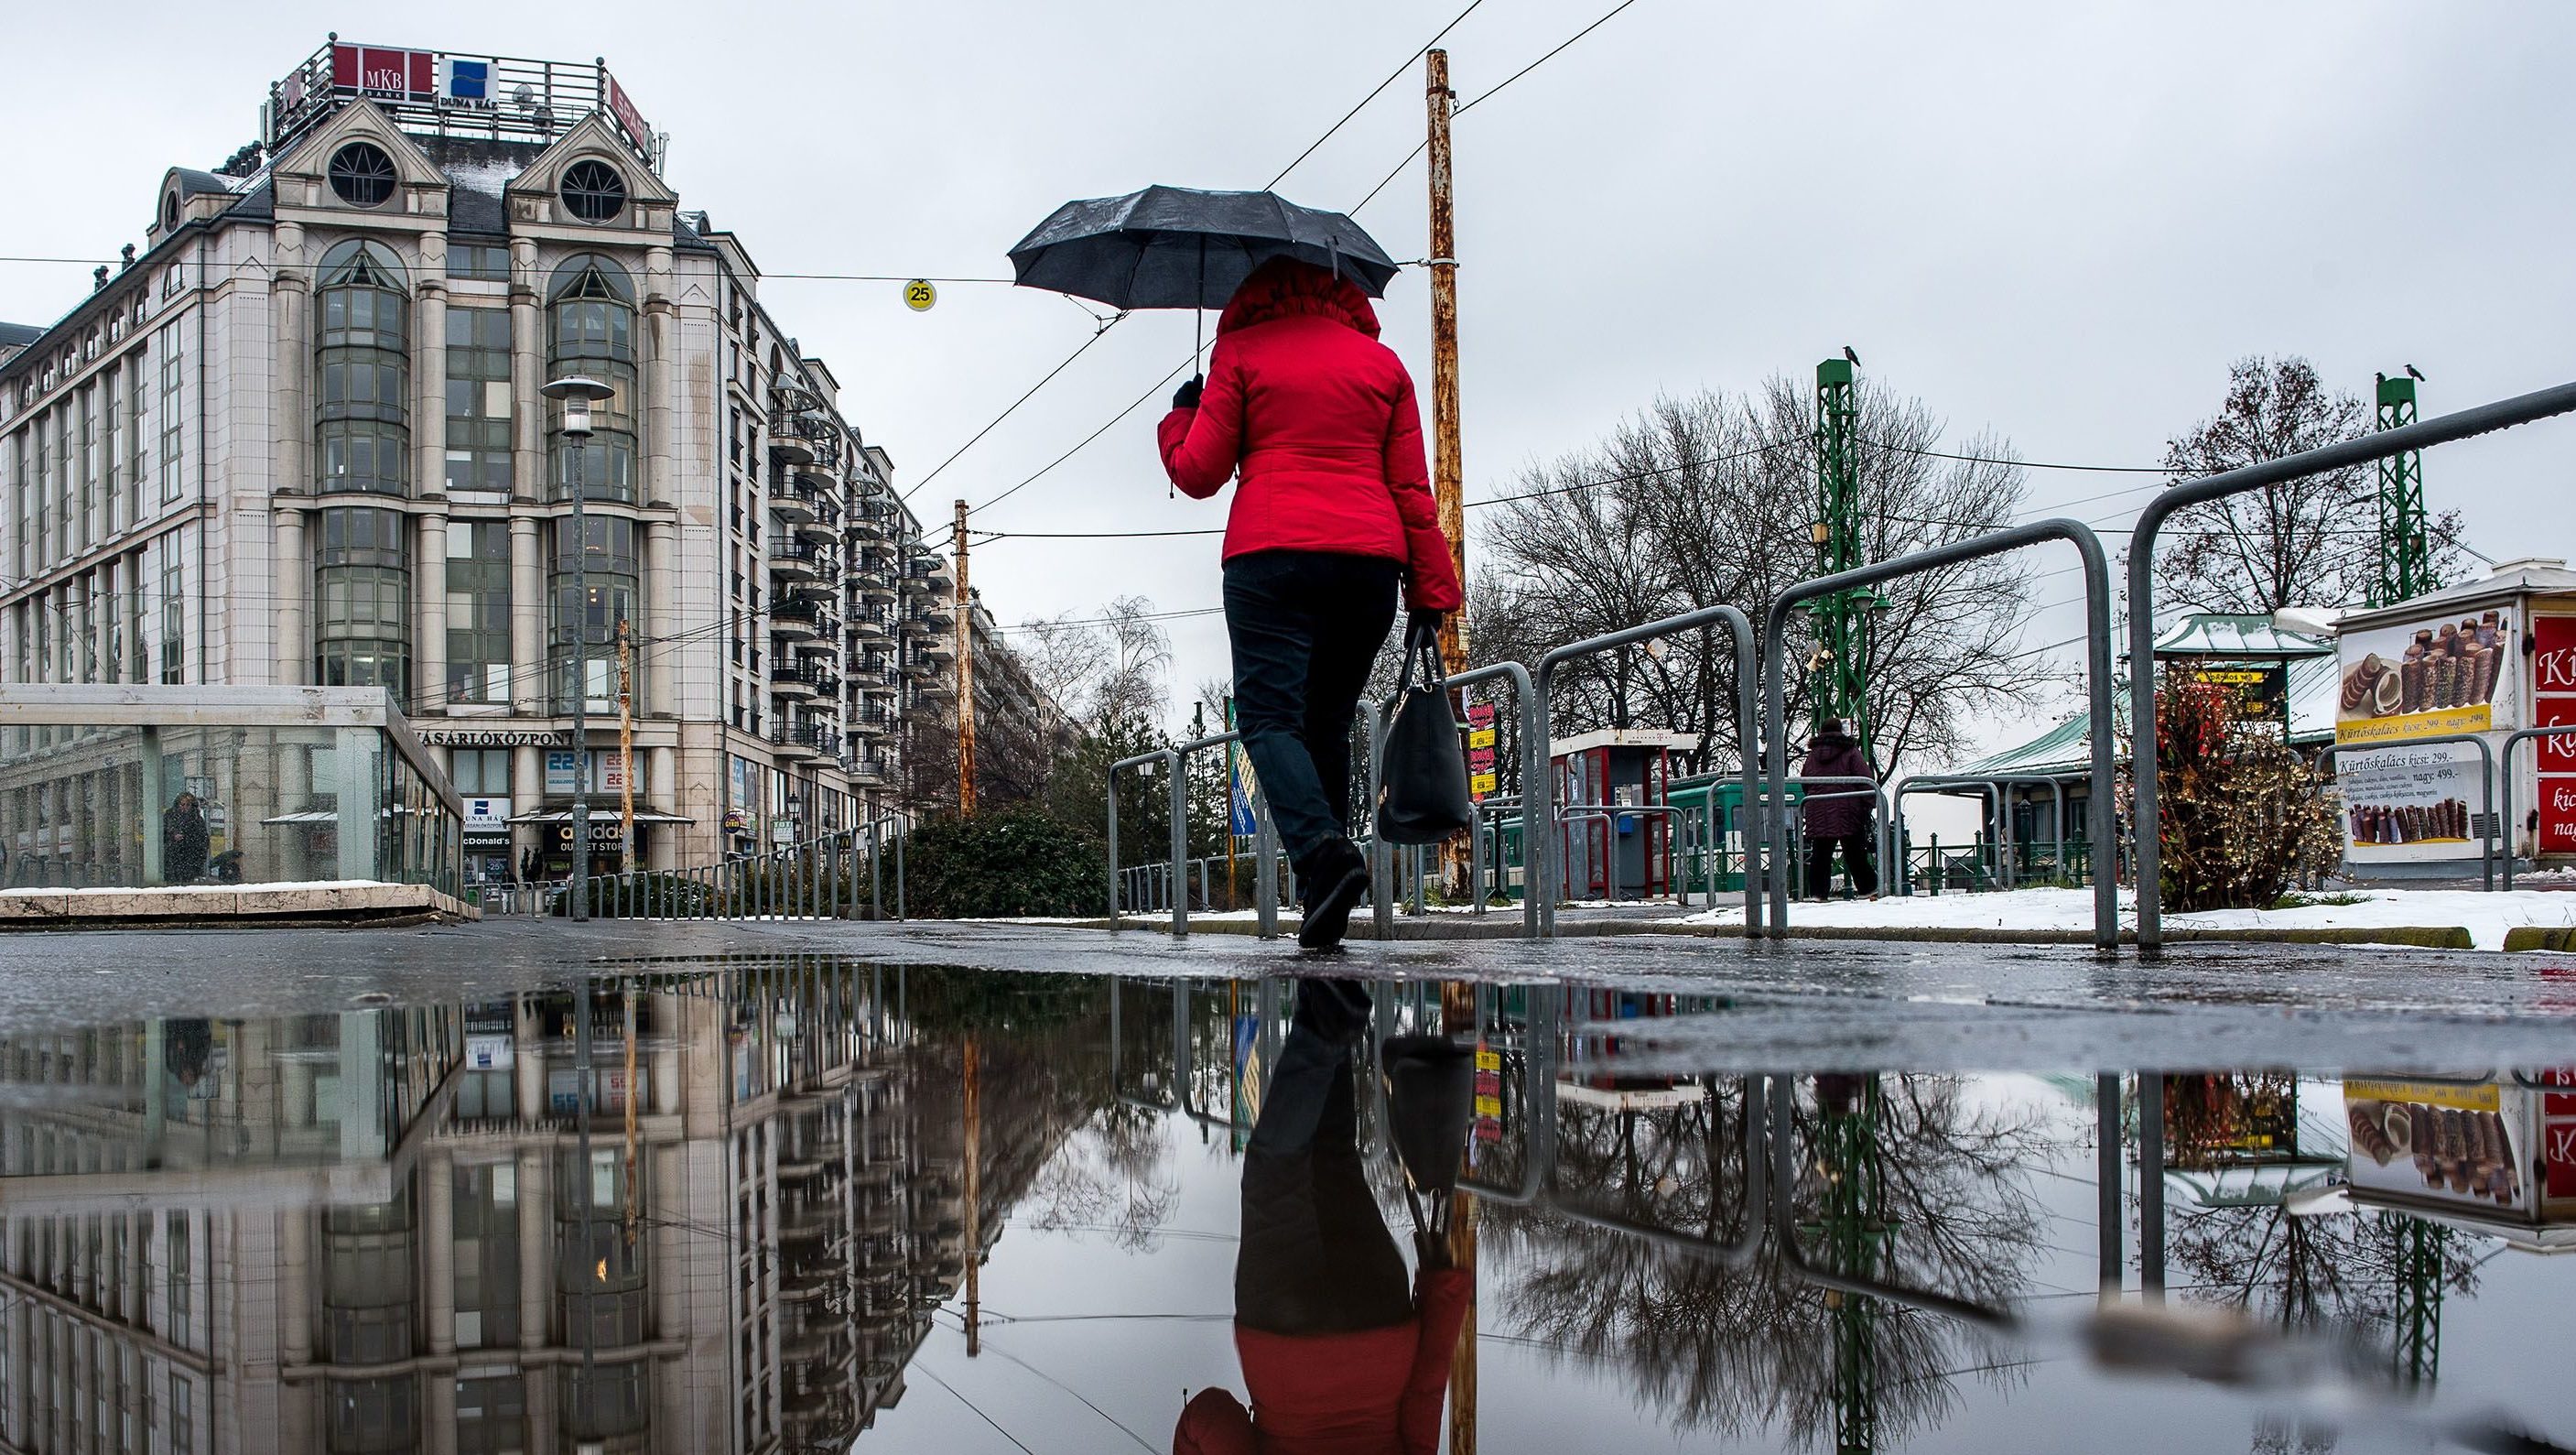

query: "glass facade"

left=315, top=505, right=411, bottom=699
left=443, top=308, right=512, bottom=495
left=545, top=255, right=637, bottom=505
left=315, top=241, right=410, bottom=497
left=548, top=516, right=638, bottom=711
left=444, top=521, right=511, bottom=705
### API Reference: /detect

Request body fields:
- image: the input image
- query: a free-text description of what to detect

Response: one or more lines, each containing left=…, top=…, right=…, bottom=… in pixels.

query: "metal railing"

left=1535, top=606, right=1759, bottom=936
left=1889, top=773, right=2065, bottom=895
left=2498, top=723, right=2576, bottom=890
left=2127, top=381, right=2576, bottom=952
left=1366, top=660, right=1542, bottom=939
left=484, top=818, right=910, bottom=921
left=1764, top=519, right=2117, bottom=950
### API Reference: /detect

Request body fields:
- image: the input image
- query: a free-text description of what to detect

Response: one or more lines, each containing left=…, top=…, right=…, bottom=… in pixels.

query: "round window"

left=328, top=142, right=398, bottom=208
left=561, top=160, right=627, bottom=224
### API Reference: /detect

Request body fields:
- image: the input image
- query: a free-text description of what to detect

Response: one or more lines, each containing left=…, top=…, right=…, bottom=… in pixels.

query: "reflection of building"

left=0, top=39, right=954, bottom=888
left=0, top=960, right=947, bottom=1454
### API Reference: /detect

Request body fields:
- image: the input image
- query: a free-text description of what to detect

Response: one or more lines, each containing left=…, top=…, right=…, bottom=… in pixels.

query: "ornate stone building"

left=0, top=41, right=958, bottom=886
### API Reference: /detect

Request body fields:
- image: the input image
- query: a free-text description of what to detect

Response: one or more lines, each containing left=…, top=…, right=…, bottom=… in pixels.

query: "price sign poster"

left=2538, top=616, right=2576, bottom=854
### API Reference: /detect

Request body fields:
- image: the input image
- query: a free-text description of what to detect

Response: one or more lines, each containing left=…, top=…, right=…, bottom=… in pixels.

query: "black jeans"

left=1235, top=1008, right=1412, bottom=1337
left=1223, top=550, right=1402, bottom=863
left=1804, top=833, right=1879, bottom=898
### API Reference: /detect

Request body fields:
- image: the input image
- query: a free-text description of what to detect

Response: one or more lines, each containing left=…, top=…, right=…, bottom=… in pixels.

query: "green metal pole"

left=1809, top=358, right=1871, bottom=753
left=2373, top=375, right=2432, bottom=606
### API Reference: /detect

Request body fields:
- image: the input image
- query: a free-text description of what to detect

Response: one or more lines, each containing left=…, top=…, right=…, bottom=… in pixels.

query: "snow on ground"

left=1683, top=885, right=2576, bottom=951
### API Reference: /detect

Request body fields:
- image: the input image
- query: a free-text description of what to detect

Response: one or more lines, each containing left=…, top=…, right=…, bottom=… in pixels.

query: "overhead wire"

left=1350, top=0, right=1645, bottom=214
left=1266, top=0, right=1490, bottom=190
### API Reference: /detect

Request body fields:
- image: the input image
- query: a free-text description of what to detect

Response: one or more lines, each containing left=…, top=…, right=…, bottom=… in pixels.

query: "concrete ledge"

left=0, top=882, right=478, bottom=930
left=2503, top=927, right=2576, bottom=952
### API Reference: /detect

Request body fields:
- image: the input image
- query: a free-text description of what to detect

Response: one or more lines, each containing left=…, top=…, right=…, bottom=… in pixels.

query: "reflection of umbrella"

left=1009, top=185, right=1399, bottom=353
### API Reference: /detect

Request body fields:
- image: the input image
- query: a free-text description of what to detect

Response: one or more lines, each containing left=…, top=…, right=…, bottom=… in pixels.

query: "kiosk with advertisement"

left=2327, top=559, right=2576, bottom=871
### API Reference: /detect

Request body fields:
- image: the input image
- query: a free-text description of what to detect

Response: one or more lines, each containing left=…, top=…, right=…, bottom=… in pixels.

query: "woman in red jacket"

left=1174, top=980, right=1472, bottom=1455
left=1160, top=257, right=1464, bottom=951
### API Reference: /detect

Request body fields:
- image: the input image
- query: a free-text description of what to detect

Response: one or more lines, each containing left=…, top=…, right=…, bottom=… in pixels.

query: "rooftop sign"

left=265, top=39, right=661, bottom=174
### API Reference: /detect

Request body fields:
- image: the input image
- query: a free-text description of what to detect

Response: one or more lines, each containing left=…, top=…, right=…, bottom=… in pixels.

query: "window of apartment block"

left=545, top=255, right=637, bottom=505
left=549, top=515, right=638, bottom=709
left=157, top=323, right=183, bottom=505
left=444, top=309, right=513, bottom=495
left=450, top=1165, right=521, bottom=1350
left=447, top=244, right=510, bottom=283
left=125, top=354, right=146, bottom=524
left=165, top=1211, right=190, bottom=1341
left=100, top=368, right=121, bottom=536
left=75, top=384, right=96, bottom=550
left=449, top=749, right=509, bottom=796
left=7, top=431, right=25, bottom=578
left=445, top=520, right=512, bottom=705
left=456, top=1374, right=525, bottom=1455
left=159, top=554, right=183, bottom=683
left=314, top=505, right=411, bottom=700
left=315, top=241, right=410, bottom=497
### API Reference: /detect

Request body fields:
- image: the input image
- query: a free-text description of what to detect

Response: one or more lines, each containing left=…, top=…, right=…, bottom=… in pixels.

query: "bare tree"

left=1474, top=380, right=2051, bottom=776
left=2156, top=355, right=2467, bottom=614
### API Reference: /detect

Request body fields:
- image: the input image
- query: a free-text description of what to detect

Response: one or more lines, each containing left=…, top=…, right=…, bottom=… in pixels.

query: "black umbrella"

left=1009, top=185, right=1401, bottom=357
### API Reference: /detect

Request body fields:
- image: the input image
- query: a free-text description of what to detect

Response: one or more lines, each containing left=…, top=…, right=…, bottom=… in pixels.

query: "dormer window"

left=328, top=142, right=399, bottom=208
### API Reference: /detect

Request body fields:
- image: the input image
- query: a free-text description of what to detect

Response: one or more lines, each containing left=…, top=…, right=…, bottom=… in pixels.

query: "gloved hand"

left=1172, top=375, right=1204, bottom=410
left=1408, top=608, right=1445, bottom=644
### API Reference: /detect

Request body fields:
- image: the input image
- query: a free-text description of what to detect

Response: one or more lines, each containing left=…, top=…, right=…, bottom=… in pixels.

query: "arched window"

left=314, top=505, right=412, bottom=700
left=315, top=240, right=410, bottom=497
left=546, top=255, right=637, bottom=504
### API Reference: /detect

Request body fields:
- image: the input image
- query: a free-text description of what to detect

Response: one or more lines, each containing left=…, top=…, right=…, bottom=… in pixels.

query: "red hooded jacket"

left=1173, top=1266, right=1473, bottom=1455
left=1157, top=260, right=1464, bottom=612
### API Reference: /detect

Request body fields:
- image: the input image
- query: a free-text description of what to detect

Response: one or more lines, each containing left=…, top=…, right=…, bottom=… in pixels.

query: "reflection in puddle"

left=0, top=963, right=2568, bottom=1453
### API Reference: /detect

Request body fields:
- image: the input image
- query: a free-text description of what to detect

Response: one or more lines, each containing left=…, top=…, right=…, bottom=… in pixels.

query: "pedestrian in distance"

left=162, top=792, right=211, bottom=885
left=1798, top=718, right=1879, bottom=900
left=1158, top=256, right=1462, bottom=952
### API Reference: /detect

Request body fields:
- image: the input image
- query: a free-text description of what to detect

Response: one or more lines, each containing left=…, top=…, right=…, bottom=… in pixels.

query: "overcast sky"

left=9, top=1, right=2573, bottom=762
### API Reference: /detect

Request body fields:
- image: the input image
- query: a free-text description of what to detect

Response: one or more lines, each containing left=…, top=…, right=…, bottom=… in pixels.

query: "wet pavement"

left=0, top=923, right=2571, bottom=1452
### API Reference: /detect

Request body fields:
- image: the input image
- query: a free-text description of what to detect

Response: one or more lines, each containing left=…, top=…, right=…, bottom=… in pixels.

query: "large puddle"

left=2, top=959, right=2569, bottom=1453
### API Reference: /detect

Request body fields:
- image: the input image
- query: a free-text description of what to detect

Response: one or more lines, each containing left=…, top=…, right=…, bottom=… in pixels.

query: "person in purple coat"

left=1798, top=719, right=1878, bottom=899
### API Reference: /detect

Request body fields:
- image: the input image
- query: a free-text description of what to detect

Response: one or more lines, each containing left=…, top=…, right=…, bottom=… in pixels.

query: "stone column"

left=642, top=517, right=676, bottom=718
left=273, top=223, right=310, bottom=496
left=517, top=1146, right=551, bottom=1350
left=648, top=744, right=676, bottom=868
left=416, top=236, right=449, bottom=497
left=422, top=1146, right=456, bottom=1355
left=272, top=506, right=308, bottom=686
left=417, top=505, right=448, bottom=716
left=509, top=516, right=544, bottom=716
left=643, top=245, right=676, bottom=501
left=509, top=239, right=543, bottom=500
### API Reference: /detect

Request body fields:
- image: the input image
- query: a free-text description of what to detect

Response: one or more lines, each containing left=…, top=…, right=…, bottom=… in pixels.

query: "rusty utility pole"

left=1440, top=980, right=1478, bottom=1455
left=1426, top=49, right=1472, bottom=899
left=954, top=499, right=977, bottom=815
left=962, top=1034, right=982, bottom=1355
left=615, top=618, right=636, bottom=874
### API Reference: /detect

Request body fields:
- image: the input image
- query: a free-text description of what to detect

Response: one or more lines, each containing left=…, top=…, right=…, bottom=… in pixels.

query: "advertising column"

left=2334, top=606, right=2516, bottom=866
left=2534, top=614, right=2576, bottom=856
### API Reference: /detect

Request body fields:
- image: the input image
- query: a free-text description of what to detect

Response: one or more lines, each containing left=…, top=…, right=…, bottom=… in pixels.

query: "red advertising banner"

left=2543, top=1070, right=2576, bottom=1208
left=607, top=73, right=654, bottom=154
left=332, top=44, right=433, bottom=101
left=2537, top=616, right=2576, bottom=854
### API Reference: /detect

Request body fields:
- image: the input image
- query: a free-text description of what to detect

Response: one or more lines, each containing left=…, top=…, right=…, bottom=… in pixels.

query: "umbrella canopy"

left=1008, top=185, right=1401, bottom=310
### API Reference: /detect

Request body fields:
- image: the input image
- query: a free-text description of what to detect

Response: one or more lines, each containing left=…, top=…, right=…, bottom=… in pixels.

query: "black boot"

left=1380, top=1034, right=1475, bottom=1196
left=1295, top=836, right=1369, bottom=951
left=1293, top=977, right=1372, bottom=1045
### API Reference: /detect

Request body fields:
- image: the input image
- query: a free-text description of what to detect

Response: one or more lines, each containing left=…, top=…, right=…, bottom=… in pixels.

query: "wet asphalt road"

left=3, top=916, right=2571, bottom=1072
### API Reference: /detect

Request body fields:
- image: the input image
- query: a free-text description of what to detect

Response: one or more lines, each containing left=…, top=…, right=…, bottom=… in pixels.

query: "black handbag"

left=1375, top=621, right=1474, bottom=844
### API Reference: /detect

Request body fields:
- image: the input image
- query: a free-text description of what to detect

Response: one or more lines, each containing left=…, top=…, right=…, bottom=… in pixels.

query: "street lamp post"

left=545, top=375, right=617, bottom=922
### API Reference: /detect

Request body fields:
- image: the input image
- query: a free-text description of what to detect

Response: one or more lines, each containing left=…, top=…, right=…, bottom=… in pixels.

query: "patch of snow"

left=444, top=159, right=525, bottom=198
left=1679, top=885, right=2576, bottom=951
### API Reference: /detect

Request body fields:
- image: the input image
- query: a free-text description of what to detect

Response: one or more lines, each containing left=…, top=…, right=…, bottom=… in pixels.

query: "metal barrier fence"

left=1889, top=773, right=2069, bottom=895
left=2498, top=723, right=2576, bottom=891
left=2126, top=381, right=2576, bottom=952
left=1762, top=519, right=2118, bottom=949
left=1366, top=660, right=1543, bottom=939
left=1534, top=606, right=1759, bottom=937
left=1108, top=733, right=1283, bottom=938
left=483, top=818, right=909, bottom=920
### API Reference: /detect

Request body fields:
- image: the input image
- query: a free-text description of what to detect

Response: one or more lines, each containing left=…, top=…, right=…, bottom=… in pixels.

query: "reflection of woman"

left=1175, top=981, right=1471, bottom=1454
left=163, top=793, right=210, bottom=883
